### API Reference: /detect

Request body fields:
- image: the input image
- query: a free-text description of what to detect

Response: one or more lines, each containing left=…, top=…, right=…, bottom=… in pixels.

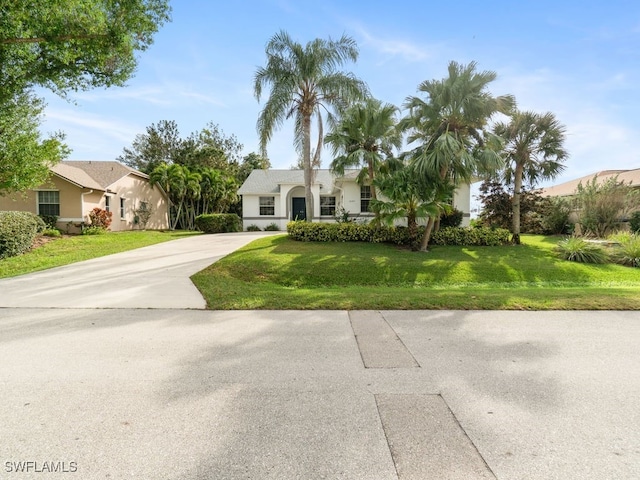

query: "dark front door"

left=292, top=197, right=306, bottom=221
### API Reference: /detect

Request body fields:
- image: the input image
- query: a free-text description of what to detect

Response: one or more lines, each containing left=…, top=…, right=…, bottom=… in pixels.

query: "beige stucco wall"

left=0, top=173, right=169, bottom=232
left=0, top=176, right=88, bottom=232
left=100, top=175, right=169, bottom=231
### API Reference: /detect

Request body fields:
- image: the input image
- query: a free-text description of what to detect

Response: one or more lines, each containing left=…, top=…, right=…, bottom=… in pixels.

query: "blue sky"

left=37, top=0, right=640, bottom=189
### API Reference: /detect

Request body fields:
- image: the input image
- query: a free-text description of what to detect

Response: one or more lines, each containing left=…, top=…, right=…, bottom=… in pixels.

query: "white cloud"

left=354, top=25, right=436, bottom=63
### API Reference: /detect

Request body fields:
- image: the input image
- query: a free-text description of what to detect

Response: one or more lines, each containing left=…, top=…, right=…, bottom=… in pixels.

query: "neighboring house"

left=237, top=169, right=471, bottom=231
left=542, top=168, right=640, bottom=198
left=0, top=161, right=169, bottom=232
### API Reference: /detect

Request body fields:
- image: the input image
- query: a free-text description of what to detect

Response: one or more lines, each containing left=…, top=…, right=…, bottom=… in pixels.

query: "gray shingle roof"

left=238, top=169, right=360, bottom=195
left=51, top=161, right=147, bottom=191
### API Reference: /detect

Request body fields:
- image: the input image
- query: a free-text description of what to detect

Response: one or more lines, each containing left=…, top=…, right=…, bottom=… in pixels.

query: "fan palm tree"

left=372, top=160, right=453, bottom=249
left=254, top=30, right=368, bottom=221
left=493, top=110, right=568, bottom=244
left=402, top=60, right=515, bottom=250
left=325, top=98, right=401, bottom=219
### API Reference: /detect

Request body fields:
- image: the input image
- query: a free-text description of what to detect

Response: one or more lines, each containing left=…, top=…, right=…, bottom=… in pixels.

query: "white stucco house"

left=237, top=169, right=471, bottom=231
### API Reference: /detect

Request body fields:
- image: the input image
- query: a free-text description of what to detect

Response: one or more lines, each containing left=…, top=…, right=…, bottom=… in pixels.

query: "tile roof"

left=51, top=161, right=147, bottom=191
left=238, top=169, right=361, bottom=195
left=542, top=168, right=640, bottom=197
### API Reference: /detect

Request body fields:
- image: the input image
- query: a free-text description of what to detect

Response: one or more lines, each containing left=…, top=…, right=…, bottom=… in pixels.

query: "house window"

left=104, top=195, right=111, bottom=212
left=120, top=198, right=126, bottom=219
left=259, top=196, right=275, bottom=215
left=320, top=196, right=336, bottom=216
left=360, top=185, right=372, bottom=213
left=37, top=191, right=60, bottom=216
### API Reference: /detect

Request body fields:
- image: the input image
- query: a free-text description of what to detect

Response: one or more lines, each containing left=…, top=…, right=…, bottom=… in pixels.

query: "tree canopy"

left=0, top=91, right=69, bottom=194
left=0, top=0, right=171, bottom=102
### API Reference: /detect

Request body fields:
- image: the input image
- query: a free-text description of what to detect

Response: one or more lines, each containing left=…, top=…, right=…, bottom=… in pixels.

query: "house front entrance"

left=291, top=197, right=306, bottom=221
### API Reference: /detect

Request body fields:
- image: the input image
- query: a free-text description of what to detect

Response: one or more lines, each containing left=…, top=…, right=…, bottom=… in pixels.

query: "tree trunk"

left=419, top=216, right=436, bottom=252
left=303, top=113, right=314, bottom=222
left=368, top=160, right=379, bottom=223
left=512, top=162, right=524, bottom=245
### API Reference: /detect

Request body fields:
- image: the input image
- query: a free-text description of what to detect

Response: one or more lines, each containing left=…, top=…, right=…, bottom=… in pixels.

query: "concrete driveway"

left=0, top=235, right=638, bottom=479
left=0, top=232, right=280, bottom=309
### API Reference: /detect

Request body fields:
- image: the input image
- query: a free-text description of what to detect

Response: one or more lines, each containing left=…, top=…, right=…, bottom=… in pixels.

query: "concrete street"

left=0, top=233, right=638, bottom=479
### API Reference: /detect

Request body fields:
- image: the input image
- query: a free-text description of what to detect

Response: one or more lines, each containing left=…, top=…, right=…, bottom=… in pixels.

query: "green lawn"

left=191, top=234, right=640, bottom=310
left=0, top=230, right=199, bottom=279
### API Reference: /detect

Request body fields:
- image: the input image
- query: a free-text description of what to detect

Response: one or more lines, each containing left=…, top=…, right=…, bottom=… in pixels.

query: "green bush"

left=39, top=214, right=58, bottom=229
left=246, top=224, right=261, bottom=232
left=440, top=209, right=463, bottom=228
left=612, top=234, right=640, bottom=267
left=264, top=222, right=280, bottom=231
left=629, top=211, right=640, bottom=234
left=82, top=225, right=108, bottom=235
left=0, top=211, right=46, bottom=259
left=555, top=237, right=608, bottom=264
left=195, top=213, right=241, bottom=233
left=431, top=227, right=511, bottom=246
left=42, top=228, right=61, bottom=237
left=287, top=222, right=510, bottom=247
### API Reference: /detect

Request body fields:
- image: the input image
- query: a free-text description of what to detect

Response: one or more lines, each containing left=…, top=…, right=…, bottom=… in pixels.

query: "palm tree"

left=493, top=110, right=568, bottom=244
left=254, top=30, right=368, bottom=221
left=325, top=98, right=401, bottom=219
left=402, top=60, right=515, bottom=250
left=372, top=160, right=453, bottom=249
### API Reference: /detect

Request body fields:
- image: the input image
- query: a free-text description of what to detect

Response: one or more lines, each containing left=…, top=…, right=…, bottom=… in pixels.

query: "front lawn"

left=191, top=234, right=640, bottom=310
left=0, top=230, right=199, bottom=278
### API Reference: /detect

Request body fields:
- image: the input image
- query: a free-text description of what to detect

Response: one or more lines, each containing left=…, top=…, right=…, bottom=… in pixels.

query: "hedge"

left=0, top=211, right=46, bottom=259
left=195, top=213, right=242, bottom=233
left=286, top=221, right=511, bottom=247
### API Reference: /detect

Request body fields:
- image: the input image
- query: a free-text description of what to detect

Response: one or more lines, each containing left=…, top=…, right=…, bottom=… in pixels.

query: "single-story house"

left=237, top=169, right=471, bottom=231
left=0, top=161, right=169, bottom=232
left=542, top=168, right=640, bottom=198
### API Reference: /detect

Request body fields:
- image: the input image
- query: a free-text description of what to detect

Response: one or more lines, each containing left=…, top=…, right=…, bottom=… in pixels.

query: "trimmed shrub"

left=555, top=237, right=608, bottom=264
left=630, top=211, right=640, bottom=234
left=82, top=225, right=108, bottom=235
left=287, top=222, right=510, bottom=247
left=42, top=228, right=61, bottom=237
left=431, top=227, right=511, bottom=246
left=39, top=214, right=58, bottom=229
left=0, top=211, right=46, bottom=259
left=195, top=213, right=241, bottom=233
left=439, top=208, right=464, bottom=228
left=264, top=222, right=280, bottom=231
left=246, top=224, right=261, bottom=232
left=88, top=207, right=112, bottom=230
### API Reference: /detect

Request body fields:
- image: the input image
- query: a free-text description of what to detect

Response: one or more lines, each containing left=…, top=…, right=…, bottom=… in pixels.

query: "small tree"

left=575, top=176, right=640, bottom=237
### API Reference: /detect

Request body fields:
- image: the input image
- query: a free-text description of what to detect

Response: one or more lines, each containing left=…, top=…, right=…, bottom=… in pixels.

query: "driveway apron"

left=0, top=232, right=279, bottom=309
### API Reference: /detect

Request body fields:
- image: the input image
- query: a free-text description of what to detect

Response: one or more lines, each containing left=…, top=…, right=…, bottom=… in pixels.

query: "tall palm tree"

left=402, top=60, right=515, bottom=250
left=325, top=98, right=401, bottom=219
left=254, top=30, right=368, bottom=221
left=493, top=110, right=568, bottom=244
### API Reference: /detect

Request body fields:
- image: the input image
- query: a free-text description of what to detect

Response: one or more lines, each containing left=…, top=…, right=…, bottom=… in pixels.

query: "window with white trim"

left=104, top=195, right=111, bottom=212
left=360, top=185, right=372, bottom=213
left=37, top=191, right=60, bottom=216
left=320, top=196, right=336, bottom=216
left=259, top=196, right=275, bottom=215
left=120, top=198, right=126, bottom=219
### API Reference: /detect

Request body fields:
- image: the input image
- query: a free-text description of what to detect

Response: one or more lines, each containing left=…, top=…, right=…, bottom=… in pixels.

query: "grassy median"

left=192, top=234, right=640, bottom=310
